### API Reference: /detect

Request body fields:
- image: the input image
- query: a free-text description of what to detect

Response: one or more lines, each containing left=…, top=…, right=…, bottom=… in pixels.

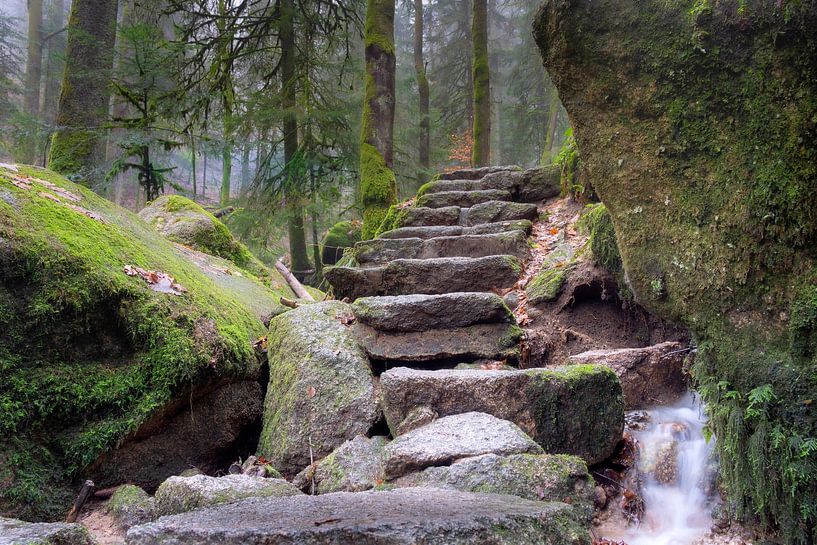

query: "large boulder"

left=0, top=518, right=94, bottom=545
left=380, top=366, right=624, bottom=464
left=393, top=453, right=594, bottom=522
left=0, top=165, right=278, bottom=520
left=381, top=412, right=543, bottom=479
left=154, top=474, right=301, bottom=516
left=535, top=1, right=817, bottom=534
left=320, top=220, right=361, bottom=266
left=292, top=435, right=387, bottom=494
left=567, top=342, right=689, bottom=409
left=106, top=485, right=155, bottom=531
left=125, top=488, right=590, bottom=545
left=139, top=195, right=265, bottom=276
left=257, top=301, right=379, bottom=476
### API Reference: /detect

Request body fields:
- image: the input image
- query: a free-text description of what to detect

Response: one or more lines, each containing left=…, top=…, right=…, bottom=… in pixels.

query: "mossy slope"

left=536, top=1, right=817, bottom=540
left=0, top=165, right=280, bottom=520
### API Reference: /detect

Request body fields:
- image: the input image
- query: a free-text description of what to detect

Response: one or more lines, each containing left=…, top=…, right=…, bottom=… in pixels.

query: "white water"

left=622, top=393, right=716, bottom=545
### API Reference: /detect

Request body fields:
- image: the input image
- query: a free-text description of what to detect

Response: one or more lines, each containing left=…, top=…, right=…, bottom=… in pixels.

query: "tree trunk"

left=471, top=0, right=490, bottom=167
left=220, top=107, right=232, bottom=205
left=281, top=0, right=310, bottom=273
left=240, top=141, right=250, bottom=192
left=190, top=132, right=197, bottom=197
left=202, top=149, right=208, bottom=198
left=542, top=91, right=560, bottom=163
left=360, top=0, right=397, bottom=239
left=42, top=0, right=65, bottom=123
left=413, top=0, right=429, bottom=170
left=48, top=0, right=118, bottom=188
left=22, top=0, right=44, bottom=164
left=217, top=0, right=233, bottom=206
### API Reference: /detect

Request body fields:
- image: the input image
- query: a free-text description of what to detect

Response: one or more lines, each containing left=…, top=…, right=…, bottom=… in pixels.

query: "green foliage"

left=552, top=128, right=590, bottom=201
left=578, top=204, right=631, bottom=300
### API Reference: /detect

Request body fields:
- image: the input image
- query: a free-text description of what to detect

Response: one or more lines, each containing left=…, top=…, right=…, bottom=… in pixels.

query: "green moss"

left=321, top=221, right=362, bottom=266
left=47, top=129, right=96, bottom=183
left=363, top=0, right=395, bottom=56
left=359, top=143, right=397, bottom=239
left=415, top=181, right=434, bottom=198
left=0, top=166, right=269, bottom=520
left=526, top=267, right=568, bottom=305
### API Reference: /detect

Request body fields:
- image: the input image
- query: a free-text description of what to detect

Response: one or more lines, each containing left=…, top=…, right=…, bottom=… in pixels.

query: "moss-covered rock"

left=257, top=301, right=379, bottom=477
left=0, top=517, right=95, bottom=545
left=526, top=244, right=575, bottom=305
left=292, top=435, right=387, bottom=494
left=320, top=220, right=362, bottom=266
left=536, top=1, right=817, bottom=539
left=138, top=195, right=266, bottom=276
left=0, top=165, right=282, bottom=520
left=154, top=474, right=302, bottom=516
left=106, top=484, right=155, bottom=530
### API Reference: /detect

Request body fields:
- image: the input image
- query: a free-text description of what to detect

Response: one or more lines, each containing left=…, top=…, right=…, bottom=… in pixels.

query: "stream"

left=599, top=393, right=719, bottom=545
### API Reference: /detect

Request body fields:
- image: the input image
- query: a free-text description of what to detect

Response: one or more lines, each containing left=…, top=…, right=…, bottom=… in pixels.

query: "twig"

left=659, top=346, right=697, bottom=359
left=280, top=296, right=300, bottom=309
left=275, top=259, right=315, bottom=301
left=593, top=471, right=625, bottom=490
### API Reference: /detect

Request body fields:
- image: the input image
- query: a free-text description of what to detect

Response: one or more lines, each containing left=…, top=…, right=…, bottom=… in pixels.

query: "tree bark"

left=41, top=0, right=64, bottom=130
left=240, top=141, right=250, bottom=192
left=542, top=91, right=560, bottom=163
left=48, top=0, right=118, bottom=188
left=281, top=0, right=310, bottom=273
left=413, top=0, right=429, bottom=169
left=360, top=0, right=397, bottom=239
left=471, top=0, right=490, bottom=167
left=218, top=0, right=233, bottom=206
left=22, top=0, right=44, bottom=164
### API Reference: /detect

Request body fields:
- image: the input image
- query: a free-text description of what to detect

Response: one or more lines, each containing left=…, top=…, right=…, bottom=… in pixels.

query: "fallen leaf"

left=38, top=191, right=62, bottom=203
left=123, top=265, right=187, bottom=295
left=549, top=227, right=559, bottom=235
left=306, top=386, right=317, bottom=398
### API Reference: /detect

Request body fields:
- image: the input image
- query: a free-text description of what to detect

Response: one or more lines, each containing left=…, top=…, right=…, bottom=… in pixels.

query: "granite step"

left=353, top=230, right=529, bottom=265
left=415, top=189, right=512, bottom=209
left=377, top=219, right=533, bottom=240
left=438, top=165, right=522, bottom=180
left=325, top=255, right=522, bottom=300
left=397, top=201, right=538, bottom=228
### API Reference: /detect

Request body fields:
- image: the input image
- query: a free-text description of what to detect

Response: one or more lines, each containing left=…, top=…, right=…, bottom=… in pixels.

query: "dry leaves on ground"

left=123, top=265, right=187, bottom=295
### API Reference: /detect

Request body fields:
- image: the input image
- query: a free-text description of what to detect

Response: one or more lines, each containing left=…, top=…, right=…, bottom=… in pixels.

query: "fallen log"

left=66, top=480, right=94, bottom=522
left=275, top=260, right=315, bottom=301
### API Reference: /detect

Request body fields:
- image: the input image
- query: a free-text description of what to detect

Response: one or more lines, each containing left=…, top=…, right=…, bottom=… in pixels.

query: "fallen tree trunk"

left=275, top=259, right=314, bottom=301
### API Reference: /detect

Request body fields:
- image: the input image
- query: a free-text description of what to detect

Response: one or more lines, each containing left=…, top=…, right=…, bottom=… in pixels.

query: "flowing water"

left=603, top=393, right=718, bottom=545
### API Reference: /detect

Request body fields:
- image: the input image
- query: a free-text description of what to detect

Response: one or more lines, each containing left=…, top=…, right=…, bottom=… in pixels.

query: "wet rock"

left=107, top=485, right=156, bottom=530
left=380, top=366, right=624, bottom=464
left=593, top=485, right=608, bottom=509
left=567, top=341, right=688, bottom=409
left=0, top=517, right=94, bottom=545
left=382, top=412, right=543, bottom=479
left=154, top=474, right=302, bottom=516
left=352, top=292, right=514, bottom=332
left=416, top=189, right=512, bottom=209
left=292, top=436, right=387, bottom=494
left=257, top=302, right=379, bottom=476
left=394, top=453, right=594, bottom=522
left=354, top=230, right=529, bottom=265
left=326, top=256, right=522, bottom=300
left=464, top=200, right=539, bottom=225
left=397, top=205, right=461, bottom=227
left=377, top=219, right=533, bottom=240
left=652, top=441, right=679, bottom=485
left=125, top=487, right=590, bottom=545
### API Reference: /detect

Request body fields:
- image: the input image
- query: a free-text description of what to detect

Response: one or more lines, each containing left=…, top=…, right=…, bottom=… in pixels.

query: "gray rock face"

left=397, top=205, right=461, bottom=227
left=353, top=322, right=522, bottom=364
left=326, top=255, right=522, bottom=300
left=378, top=219, right=533, bottom=240
left=416, top=189, right=512, bottom=209
left=566, top=341, right=688, bottom=409
left=292, top=436, right=387, bottom=494
left=154, top=474, right=302, bottom=516
left=394, top=453, right=594, bottom=522
left=257, top=301, right=379, bottom=475
left=380, top=366, right=624, bottom=465
left=0, top=517, right=94, bottom=545
left=382, top=412, right=543, bottom=479
left=354, top=230, right=529, bottom=265
left=352, top=292, right=514, bottom=332
left=418, top=179, right=487, bottom=194
left=107, top=485, right=156, bottom=530
left=517, top=166, right=561, bottom=202
left=464, top=201, right=539, bottom=225
left=125, top=488, right=590, bottom=545
left=439, top=165, right=522, bottom=180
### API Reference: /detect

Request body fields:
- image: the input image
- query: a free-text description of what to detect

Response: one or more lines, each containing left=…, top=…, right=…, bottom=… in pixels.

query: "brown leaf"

left=306, top=386, right=317, bottom=398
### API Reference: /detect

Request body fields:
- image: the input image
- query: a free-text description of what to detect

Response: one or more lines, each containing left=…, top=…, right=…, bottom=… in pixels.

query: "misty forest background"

left=0, top=0, right=569, bottom=275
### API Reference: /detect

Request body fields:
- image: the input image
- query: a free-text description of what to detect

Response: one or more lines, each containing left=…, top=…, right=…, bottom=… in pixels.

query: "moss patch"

left=0, top=165, right=271, bottom=520
left=359, top=144, right=397, bottom=239
left=321, top=220, right=362, bottom=266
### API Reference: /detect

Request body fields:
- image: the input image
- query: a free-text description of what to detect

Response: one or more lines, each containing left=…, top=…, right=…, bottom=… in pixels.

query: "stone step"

left=415, top=189, right=512, bottom=209
left=397, top=201, right=538, bottom=228
left=352, top=292, right=515, bottom=332
left=353, top=230, right=529, bottom=265
left=377, top=219, right=533, bottom=240
left=352, top=322, right=522, bottom=364
left=420, top=166, right=560, bottom=203
left=125, top=488, right=587, bottom=545
left=379, top=366, right=624, bottom=465
left=325, top=255, right=522, bottom=300
left=439, top=165, right=522, bottom=180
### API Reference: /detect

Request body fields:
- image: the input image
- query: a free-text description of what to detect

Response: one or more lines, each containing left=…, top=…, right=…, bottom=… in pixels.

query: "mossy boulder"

left=0, top=165, right=283, bottom=520
left=106, top=484, right=155, bottom=530
left=526, top=244, right=575, bottom=305
left=292, top=435, right=388, bottom=494
left=320, top=220, right=361, bottom=266
left=138, top=195, right=266, bottom=276
left=0, top=517, right=95, bottom=545
left=257, top=301, right=379, bottom=477
left=536, top=0, right=817, bottom=539
left=153, top=474, right=302, bottom=516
